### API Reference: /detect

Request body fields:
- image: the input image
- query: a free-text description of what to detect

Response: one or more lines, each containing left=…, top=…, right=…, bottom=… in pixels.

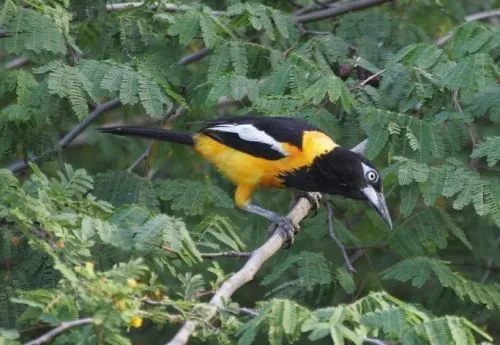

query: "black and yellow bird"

left=98, top=116, right=392, bottom=243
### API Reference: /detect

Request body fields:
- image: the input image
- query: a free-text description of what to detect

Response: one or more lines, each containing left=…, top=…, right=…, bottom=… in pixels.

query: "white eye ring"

left=366, top=171, right=378, bottom=182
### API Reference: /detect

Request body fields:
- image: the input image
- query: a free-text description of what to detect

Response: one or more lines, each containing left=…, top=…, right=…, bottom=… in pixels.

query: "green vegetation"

left=0, top=0, right=499, bottom=344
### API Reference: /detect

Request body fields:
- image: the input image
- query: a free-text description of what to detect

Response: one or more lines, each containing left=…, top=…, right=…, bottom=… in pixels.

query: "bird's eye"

left=366, top=171, right=378, bottom=182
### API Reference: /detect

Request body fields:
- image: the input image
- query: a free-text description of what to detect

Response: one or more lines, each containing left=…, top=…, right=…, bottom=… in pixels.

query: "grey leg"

left=242, top=204, right=299, bottom=246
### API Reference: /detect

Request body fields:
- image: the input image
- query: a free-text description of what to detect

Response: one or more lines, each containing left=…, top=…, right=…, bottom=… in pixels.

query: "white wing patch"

left=208, top=124, right=288, bottom=156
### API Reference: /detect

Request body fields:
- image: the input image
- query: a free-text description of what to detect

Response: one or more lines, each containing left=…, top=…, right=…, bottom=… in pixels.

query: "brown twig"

left=436, top=9, right=500, bottom=46
left=452, top=89, right=479, bottom=170
left=8, top=98, right=122, bottom=173
left=481, top=234, right=500, bottom=283
left=6, top=45, right=210, bottom=174
left=294, top=0, right=391, bottom=24
left=23, top=318, right=94, bottom=345
left=164, top=140, right=368, bottom=345
left=145, top=242, right=252, bottom=259
left=350, top=68, right=387, bottom=91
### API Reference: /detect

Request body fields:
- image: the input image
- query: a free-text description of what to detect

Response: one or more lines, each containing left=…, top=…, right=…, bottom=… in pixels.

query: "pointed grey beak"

left=361, top=186, right=393, bottom=229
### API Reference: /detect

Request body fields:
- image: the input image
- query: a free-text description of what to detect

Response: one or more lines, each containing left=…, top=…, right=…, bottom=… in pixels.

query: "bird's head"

left=313, top=148, right=392, bottom=229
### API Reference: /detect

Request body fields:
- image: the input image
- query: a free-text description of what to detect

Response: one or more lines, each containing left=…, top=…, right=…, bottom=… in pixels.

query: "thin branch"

left=364, top=337, right=391, bottom=345
left=6, top=44, right=210, bottom=173
left=327, top=202, right=356, bottom=272
left=239, top=307, right=259, bottom=317
left=128, top=141, right=154, bottom=172
left=294, top=0, right=391, bottom=24
left=199, top=251, right=252, bottom=259
left=23, top=318, right=93, bottom=345
left=481, top=233, right=500, bottom=283
left=177, top=47, right=211, bottom=66
left=165, top=140, right=368, bottom=345
left=105, top=2, right=145, bottom=11
left=350, top=68, right=387, bottom=91
left=146, top=242, right=252, bottom=259
left=5, top=56, right=29, bottom=70
left=8, top=98, right=122, bottom=173
left=436, top=9, right=500, bottom=46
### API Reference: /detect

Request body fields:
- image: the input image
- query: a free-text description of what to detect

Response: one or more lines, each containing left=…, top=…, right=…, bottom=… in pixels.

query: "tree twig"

left=5, top=56, right=29, bottom=70
left=350, top=68, right=387, bottom=91
left=8, top=98, right=122, bottom=173
left=327, top=201, right=356, bottom=272
left=23, top=318, right=94, bottom=345
left=6, top=45, right=210, bottom=173
left=481, top=233, right=500, bottom=283
left=165, top=140, right=368, bottom=345
left=146, top=242, right=252, bottom=259
left=436, top=9, right=500, bottom=46
left=294, top=0, right=391, bottom=24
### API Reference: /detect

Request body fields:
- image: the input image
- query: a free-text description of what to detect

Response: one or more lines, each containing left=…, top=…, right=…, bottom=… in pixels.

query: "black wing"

left=199, top=116, right=322, bottom=160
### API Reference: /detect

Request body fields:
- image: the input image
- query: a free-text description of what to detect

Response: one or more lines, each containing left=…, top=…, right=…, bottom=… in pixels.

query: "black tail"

left=97, top=126, right=194, bottom=146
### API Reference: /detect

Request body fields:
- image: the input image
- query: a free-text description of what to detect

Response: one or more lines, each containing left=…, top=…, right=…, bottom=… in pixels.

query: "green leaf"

left=200, top=13, right=217, bottom=48
left=168, top=11, right=200, bottom=45
left=156, top=179, right=233, bottom=216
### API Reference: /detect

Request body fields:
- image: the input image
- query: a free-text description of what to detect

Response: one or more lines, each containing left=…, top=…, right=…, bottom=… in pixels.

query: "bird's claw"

left=268, top=216, right=299, bottom=248
left=297, top=192, right=322, bottom=217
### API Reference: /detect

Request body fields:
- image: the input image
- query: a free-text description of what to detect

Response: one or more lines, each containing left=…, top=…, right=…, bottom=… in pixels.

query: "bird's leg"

left=242, top=204, right=299, bottom=247
left=327, top=202, right=356, bottom=273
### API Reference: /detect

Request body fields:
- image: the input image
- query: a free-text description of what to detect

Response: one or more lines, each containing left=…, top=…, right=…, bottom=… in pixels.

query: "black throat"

left=279, top=148, right=365, bottom=199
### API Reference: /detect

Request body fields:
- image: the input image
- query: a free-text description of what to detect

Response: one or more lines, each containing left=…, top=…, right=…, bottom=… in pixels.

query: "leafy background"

left=0, top=0, right=499, bottom=344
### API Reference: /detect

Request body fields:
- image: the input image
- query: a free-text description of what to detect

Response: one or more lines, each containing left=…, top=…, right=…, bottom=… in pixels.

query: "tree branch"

left=146, top=242, right=251, bottom=259
left=436, top=9, right=500, bottom=46
left=5, top=55, right=29, bottom=70
left=8, top=98, right=122, bottom=173
left=6, top=45, right=210, bottom=173
left=294, top=0, right=391, bottom=24
left=165, top=140, right=368, bottom=345
left=23, top=318, right=94, bottom=345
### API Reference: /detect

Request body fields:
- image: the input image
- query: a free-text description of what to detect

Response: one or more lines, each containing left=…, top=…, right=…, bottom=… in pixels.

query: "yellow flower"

left=129, top=315, right=143, bottom=328
left=85, top=262, right=94, bottom=271
left=114, top=300, right=126, bottom=311
left=127, top=279, right=138, bottom=287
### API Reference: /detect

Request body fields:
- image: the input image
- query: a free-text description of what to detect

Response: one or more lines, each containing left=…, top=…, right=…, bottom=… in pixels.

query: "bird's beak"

left=361, top=186, right=393, bottom=229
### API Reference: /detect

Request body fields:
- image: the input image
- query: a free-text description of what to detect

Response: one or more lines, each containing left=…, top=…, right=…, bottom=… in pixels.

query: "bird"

left=98, top=115, right=392, bottom=246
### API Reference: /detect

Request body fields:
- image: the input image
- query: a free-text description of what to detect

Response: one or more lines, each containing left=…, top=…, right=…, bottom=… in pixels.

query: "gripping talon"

left=268, top=216, right=299, bottom=248
left=297, top=192, right=322, bottom=217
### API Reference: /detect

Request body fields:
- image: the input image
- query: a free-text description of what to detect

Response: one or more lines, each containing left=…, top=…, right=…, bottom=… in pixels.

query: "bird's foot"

left=268, top=216, right=299, bottom=248
left=295, top=192, right=322, bottom=217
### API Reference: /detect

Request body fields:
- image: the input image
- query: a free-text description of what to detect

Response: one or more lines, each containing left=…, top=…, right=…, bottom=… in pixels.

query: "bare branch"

left=239, top=307, right=259, bottom=317
left=165, top=140, right=368, bottom=345
left=8, top=98, right=122, bottom=173
left=200, top=251, right=252, bottom=259
left=350, top=68, right=387, bottom=91
left=364, top=337, right=391, bottom=345
left=294, top=0, right=391, bottom=24
left=5, top=44, right=210, bottom=173
left=105, top=2, right=145, bottom=10
left=481, top=233, right=500, bottom=283
left=436, top=9, right=500, bottom=46
left=6, top=56, right=29, bottom=70
left=23, top=318, right=93, bottom=345
left=146, top=242, right=252, bottom=259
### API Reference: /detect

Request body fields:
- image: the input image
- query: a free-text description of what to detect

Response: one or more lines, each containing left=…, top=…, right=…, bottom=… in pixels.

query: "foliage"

left=0, top=0, right=499, bottom=344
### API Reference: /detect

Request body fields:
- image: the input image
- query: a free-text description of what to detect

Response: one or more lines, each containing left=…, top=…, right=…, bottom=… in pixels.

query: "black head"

left=282, top=147, right=392, bottom=229
left=320, top=148, right=392, bottom=228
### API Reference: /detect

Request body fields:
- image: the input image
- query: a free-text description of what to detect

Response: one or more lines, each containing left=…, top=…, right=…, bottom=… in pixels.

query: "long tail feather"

left=97, top=126, right=194, bottom=146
